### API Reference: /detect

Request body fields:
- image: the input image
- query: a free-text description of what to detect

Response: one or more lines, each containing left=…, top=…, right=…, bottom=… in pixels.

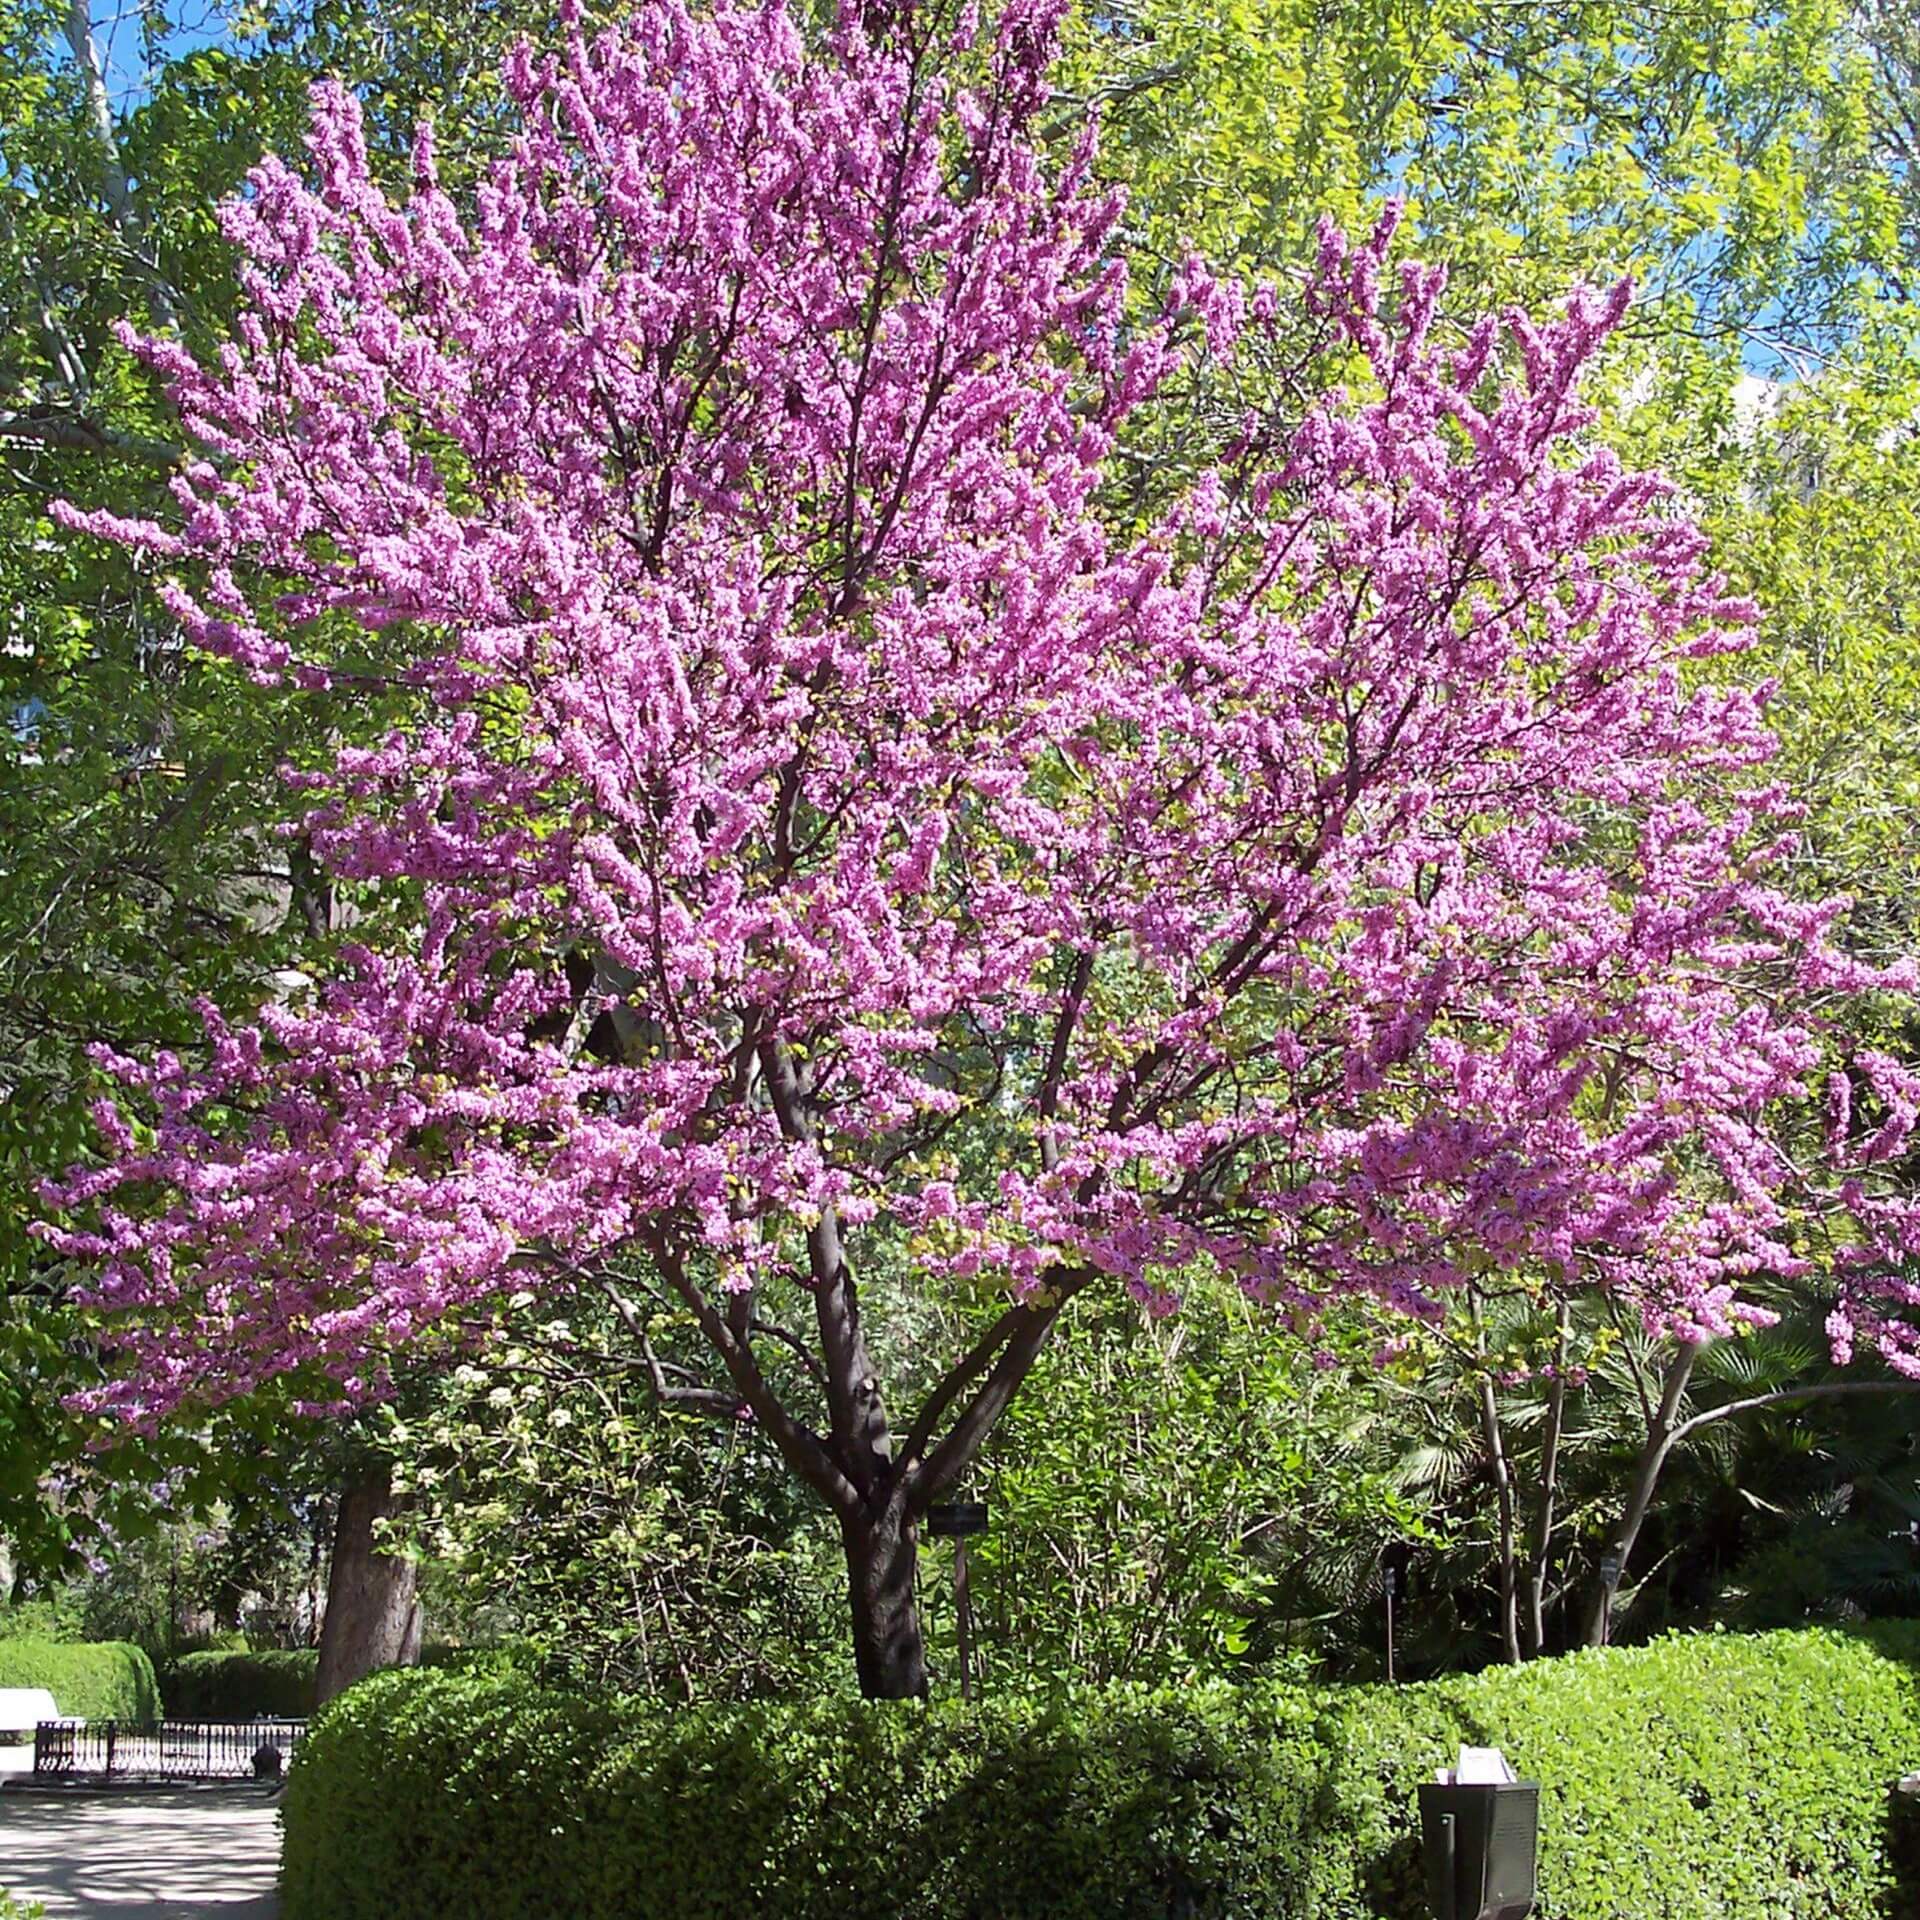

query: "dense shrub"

left=161, top=1649, right=318, bottom=1719
left=0, top=1600, right=81, bottom=1644
left=417, top=1641, right=543, bottom=1679
left=282, top=1625, right=1920, bottom=1920
left=0, top=1639, right=161, bottom=1724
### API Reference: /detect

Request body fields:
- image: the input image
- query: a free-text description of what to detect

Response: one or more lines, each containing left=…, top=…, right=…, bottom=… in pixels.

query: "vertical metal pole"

left=955, top=1535, right=974, bottom=1702
left=1437, top=1810, right=1457, bottom=1920
left=105, top=1720, right=117, bottom=1779
left=1598, top=1550, right=1622, bottom=1647
left=1385, top=1568, right=1397, bottom=1685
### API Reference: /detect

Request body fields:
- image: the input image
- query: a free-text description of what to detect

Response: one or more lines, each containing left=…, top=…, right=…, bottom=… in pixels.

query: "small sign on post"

left=1381, top=1542, right=1410, bottom=1685
left=926, top=1502, right=988, bottom=1538
left=926, top=1502, right=989, bottom=1701
left=1597, top=1549, right=1624, bottom=1647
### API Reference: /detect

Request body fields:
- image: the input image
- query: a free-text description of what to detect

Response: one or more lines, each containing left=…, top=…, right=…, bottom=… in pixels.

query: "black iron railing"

left=32, top=1717, right=306, bottom=1781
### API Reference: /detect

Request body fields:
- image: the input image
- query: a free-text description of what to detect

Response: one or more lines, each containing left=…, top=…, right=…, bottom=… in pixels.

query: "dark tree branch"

left=0, top=409, right=181, bottom=464
left=626, top=1234, right=860, bottom=1519
left=1037, top=945, right=1096, bottom=1174
left=596, top=1277, right=743, bottom=1416
left=908, top=1269, right=1095, bottom=1512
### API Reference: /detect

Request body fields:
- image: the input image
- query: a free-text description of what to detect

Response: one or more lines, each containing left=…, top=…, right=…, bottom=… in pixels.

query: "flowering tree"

left=42, top=0, right=1920, bottom=1696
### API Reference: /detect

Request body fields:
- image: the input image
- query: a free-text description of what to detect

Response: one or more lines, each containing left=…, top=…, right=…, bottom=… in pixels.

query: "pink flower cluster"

left=40, top=0, right=1920, bottom=1426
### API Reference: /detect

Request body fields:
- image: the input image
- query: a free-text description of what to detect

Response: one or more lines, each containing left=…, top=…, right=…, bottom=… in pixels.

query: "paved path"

left=0, top=1787, right=280, bottom=1919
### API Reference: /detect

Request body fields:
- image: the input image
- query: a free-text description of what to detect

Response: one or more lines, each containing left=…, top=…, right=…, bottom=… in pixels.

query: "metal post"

left=1436, top=1810, right=1457, bottom=1920
left=105, top=1720, right=117, bottom=1779
left=1385, top=1565, right=1397, bottom=1685
left=954, top=1535, right=974, bottom=1702
left=1598, top=1549, right=1622, bottom=1647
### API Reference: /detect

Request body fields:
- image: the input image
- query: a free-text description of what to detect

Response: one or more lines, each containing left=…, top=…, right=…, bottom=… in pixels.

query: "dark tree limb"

left=0, top=409, right=181, bottom=464
left=1525, top=1301, right=1571, bottom=1658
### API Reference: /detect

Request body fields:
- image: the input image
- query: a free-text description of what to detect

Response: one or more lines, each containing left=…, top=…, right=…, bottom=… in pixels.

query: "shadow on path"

left=0, top=1786, right=279, bottom=1918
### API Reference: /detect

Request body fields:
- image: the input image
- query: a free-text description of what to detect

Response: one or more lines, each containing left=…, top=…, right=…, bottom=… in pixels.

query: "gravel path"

left=0, top=1786, right=280, bottom=1919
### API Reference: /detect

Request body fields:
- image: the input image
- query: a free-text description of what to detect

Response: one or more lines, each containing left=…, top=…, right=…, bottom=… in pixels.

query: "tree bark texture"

left=841, top=1500, right=927, bottom=1699
left=1585, top=1342, right=1696, bottom=1647
left=1525, top=1302, right=1571, bottom=1658
left=315, top=1464, right=422, bottom=1705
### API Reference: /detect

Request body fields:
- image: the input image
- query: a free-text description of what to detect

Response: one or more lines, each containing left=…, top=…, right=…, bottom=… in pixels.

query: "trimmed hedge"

left=281, top=1625, right=1920, bottom=1920
left=161, top=1649, right=319, bottom=1719
left=0, top=1639, right=161, bottom=1725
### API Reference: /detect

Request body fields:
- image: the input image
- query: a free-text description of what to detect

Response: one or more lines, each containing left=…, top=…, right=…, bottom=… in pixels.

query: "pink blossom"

left=36, top=0, right=1920, bottom=1453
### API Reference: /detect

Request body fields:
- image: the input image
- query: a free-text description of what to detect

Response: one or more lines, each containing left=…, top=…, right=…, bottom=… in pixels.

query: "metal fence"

left=32, top=1718, right=306, bottom=1782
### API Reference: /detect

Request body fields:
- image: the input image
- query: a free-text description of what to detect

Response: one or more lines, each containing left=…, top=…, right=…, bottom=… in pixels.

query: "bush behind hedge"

left=282, top=1625, right=1920, bottom=1920
left=161, top=1649, right=319, bottom=1719
left=0, top=1639, right=161, bottom=1725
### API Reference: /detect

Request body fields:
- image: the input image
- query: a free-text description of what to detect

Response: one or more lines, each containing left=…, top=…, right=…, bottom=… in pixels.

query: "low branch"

left=895, top=1302, right=1032, bottom=1474
left=909, top=1269, right=1094, bottom=1511
left=1037, top=946, right=1096, bottom=1174
left=1525, top=1302, right=1571, bottom=1658
left=597, top=1279, right=743, bottom=1418
left=1667, top=1378, right=1920, bottom=1450
left=1586, top=1343, right=1701, bottom=1647
left=634, top=1229, right=862, bottom=1519
left=748, top=1317, right=831, bottom=1397
left=0, top=409, right=181, bottom=464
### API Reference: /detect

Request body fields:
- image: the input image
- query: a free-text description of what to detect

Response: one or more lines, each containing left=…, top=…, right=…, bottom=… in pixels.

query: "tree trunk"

left=315, top=1464, right=421, bottom=1705
left=1470, top=1298, right=1521, bottom=1666
left=1585, top=1342, right=1697, bottom=1647
left=1525, top=1303, right=1571, bottom=1658
left=1476, top=1372, right=1522, bottom=1665
left=842, top=1501, right=927, bottom=1699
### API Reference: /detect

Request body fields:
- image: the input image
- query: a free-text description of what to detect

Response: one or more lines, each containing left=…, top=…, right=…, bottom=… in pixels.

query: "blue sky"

left=84, top=0, right=235, bottom=112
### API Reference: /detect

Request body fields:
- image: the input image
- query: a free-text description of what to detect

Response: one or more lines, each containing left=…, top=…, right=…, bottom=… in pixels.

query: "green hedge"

left=0, top=1639, right=161, bottom=1725
left=281, top=1626, right=1920, bottom=1920
left=161, top=1649, right=319, bottom=1719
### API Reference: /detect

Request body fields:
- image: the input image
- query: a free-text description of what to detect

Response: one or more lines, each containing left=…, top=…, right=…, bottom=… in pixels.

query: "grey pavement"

left=0, top=1785, right=280, bottom=1919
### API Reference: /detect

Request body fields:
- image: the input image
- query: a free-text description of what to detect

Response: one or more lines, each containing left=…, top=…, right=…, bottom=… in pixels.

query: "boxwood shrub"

left=161, top=1648, right=319, bottom=1719
left=282, top=1625, right=1920, bottom=1920
left=0, top=1639, right=161, bottom=1725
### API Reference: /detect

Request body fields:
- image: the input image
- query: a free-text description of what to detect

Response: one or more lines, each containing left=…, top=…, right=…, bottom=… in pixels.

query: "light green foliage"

left=1071, top=0, right=1920, bottom=948
left=282, top=1626, right=1920, bottom=1920
left=962, top=1283, right=1421, bottom=1684
left=1069, top=0, right=1896, bottom=330
left=1711, top=360, right=1920, bottom=956
left=0, top=1636, right=160, bottom=1721
left=0, top=1596, right=80, bottom=1642
left=383, top=1309, right=849, bottom=1699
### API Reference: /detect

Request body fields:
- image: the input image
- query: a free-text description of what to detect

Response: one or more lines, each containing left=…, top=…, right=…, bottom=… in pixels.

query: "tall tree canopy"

left=40, top=0, right=1920, bottom=1693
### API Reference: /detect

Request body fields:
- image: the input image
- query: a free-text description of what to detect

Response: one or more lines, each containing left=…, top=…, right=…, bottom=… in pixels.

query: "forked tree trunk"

left=1585, top=1344, right=1696, bottom=1647
left=1476, top=1373, right=1522, bottom=1666
left=315, top=1464, right=422, bottom=1705
left=1525, top=1303, right=1572, bottom=1659
left=842, top=1500, right=927, bottom=1699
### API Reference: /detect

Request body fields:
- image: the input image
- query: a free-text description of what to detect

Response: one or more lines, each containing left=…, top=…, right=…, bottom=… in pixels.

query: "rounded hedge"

left=161, top=1649, right=319, bottom=1719
left=0, top=1639, right=161, bottom=1725
left=281, top=1624, right=1920, bottom=1920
